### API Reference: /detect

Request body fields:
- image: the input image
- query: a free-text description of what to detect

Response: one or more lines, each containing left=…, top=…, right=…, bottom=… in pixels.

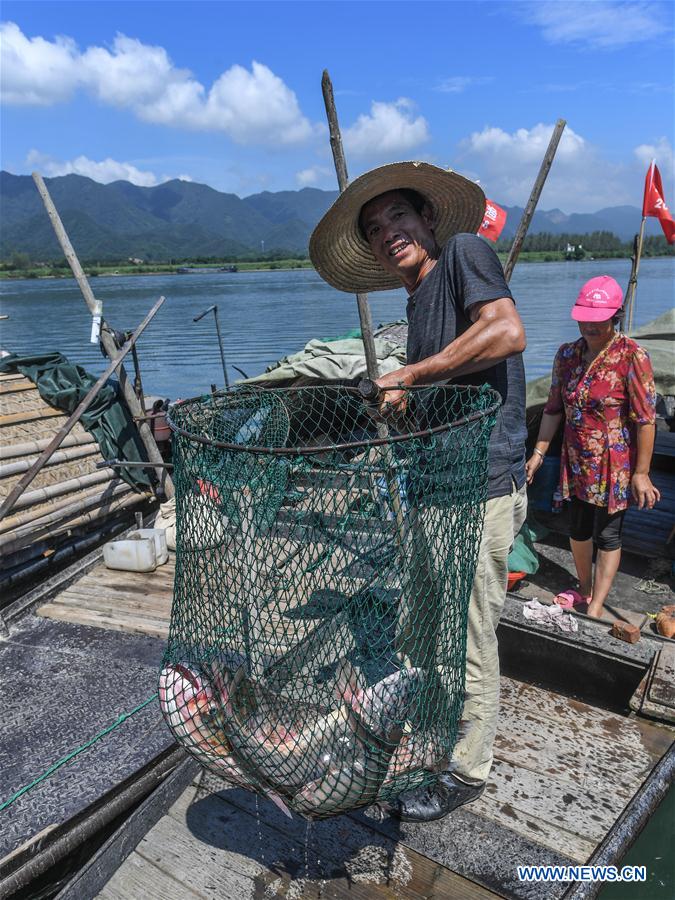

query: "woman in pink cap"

left=526, top=275, right=660, bottom=619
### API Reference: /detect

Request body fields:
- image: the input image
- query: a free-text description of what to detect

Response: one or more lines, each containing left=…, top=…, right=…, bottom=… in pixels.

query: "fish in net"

left=161, top=383, right=498, bottom=818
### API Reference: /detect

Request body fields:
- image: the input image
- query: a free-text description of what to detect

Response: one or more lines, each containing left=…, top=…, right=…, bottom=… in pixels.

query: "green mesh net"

left=160, top=383, right=498, bottom=819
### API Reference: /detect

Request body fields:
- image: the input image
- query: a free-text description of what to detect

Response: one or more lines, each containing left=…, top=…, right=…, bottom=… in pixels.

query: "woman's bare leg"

left=570, top=538, right=593, bottom=597
left=587, top=548, right=622, bottom=618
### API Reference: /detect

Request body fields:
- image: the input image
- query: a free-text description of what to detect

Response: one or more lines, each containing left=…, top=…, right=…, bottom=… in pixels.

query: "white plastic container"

left=136, top=528, right=169, bottom=566
left=103, top=533, right=157, bottom=572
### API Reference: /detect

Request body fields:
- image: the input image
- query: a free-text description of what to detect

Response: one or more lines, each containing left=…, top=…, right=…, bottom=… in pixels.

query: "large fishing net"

left=161, top=383, right=498, bottom=818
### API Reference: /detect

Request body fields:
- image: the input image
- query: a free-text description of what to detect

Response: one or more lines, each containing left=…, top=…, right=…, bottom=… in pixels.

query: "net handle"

left=167, top=385, right=501, bottom=457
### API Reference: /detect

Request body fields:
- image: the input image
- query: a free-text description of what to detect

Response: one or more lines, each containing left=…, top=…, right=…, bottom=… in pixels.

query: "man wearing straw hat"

left=309, top=162, right=528, bottom=822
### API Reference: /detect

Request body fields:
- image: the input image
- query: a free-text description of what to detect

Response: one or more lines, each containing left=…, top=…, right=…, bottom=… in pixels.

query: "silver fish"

left=291, top=662, right=428, bottom=817
left=158, top=663, right=250, bottom=787
left=209, top=662, right=348, bottom=794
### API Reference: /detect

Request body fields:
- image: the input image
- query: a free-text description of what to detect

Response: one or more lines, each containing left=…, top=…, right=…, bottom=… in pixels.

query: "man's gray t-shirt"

left=406, top=233, right=527, bottom=501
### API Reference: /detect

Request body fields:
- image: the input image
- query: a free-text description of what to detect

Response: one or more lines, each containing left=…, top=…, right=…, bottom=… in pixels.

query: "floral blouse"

left=543, top=333, right=656, bottom=513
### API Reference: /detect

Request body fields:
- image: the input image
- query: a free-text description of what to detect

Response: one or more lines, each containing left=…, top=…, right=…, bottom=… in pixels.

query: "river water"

left=0, top=257, right=672, bottom=400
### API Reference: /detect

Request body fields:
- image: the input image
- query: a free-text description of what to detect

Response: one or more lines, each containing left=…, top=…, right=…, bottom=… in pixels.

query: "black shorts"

left=569, top=497, right=625, bottom=551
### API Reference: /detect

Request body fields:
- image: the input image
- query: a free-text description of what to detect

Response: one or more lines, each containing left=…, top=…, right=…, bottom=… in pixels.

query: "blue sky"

left=1, top=1, right=673, bottom=212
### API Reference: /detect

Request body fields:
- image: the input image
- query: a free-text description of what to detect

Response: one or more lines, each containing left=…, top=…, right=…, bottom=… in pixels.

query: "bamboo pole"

left=0, top=433, right=97, bottom=461
left=0, top=408, right=63, bottom=427
left=0, top=444, right=99, bottom=479
left=0, top=380, right=35, bottom=394
left=503, top=119, right=567, bottom=283
left=321, top=71, right=380, bottom=381
left=0, top=519, right=136, bottom=593
left=0, top=482, right=131, bottom=537
left=9, top=469, right=116, bottom=512
left=31, top=173, right=173, bottom=498
left=0, top=297, right=164, bottom=520
left=0, top=491, right=144, bottom=556
left=625, top=217, right=647, bottom=334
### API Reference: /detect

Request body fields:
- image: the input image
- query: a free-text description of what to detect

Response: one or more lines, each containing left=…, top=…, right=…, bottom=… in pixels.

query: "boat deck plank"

left=33, top=553, right=674, bottom=898
left=99, top=776, right=503, bottom=900
left=36, top=555, right=176, bottom=638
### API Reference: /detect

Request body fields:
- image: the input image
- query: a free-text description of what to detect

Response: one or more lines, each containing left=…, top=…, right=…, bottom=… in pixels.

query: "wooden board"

left=96, top=683, right=673, bottom=899
left=98, top=774, right=501, bottom=900
left=630, top=643, right=675, bottom=723
left=36, top=556, right=176, bottom=636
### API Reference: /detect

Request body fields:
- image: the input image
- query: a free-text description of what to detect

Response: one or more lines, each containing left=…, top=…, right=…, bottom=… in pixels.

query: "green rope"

left=0, top=693, right=158, bottom=813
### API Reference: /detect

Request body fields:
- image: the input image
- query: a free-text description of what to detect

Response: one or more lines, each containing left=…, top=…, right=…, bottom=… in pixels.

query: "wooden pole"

left=32, top=174, right=101, bottom=320
left=31, top=172, right=174, bottom=498
left=321, top=71, right=380, bottom=381
left=503, top=119, right=567, bottom=283
left=0, top=297, right=165, bottom=520
left=320, top=71, right=413, bottom=576
left=625, top=217, right=647, bottom=334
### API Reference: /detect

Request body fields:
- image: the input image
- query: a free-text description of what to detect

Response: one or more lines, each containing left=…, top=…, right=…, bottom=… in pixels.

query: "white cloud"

left=343, top=99, right=429, bottom=158
left=295, top=166, right=333, bottom=187
left=458, top=123, right=634, bottom=211
left=1, top=23, right=315, bottom=146
left=26, top=150, right=164, bottom=186
left=435, top=76, right=493, bottom=94
left=517, top=1, right=670, bottom=49
left=81, top=34, right=190, bottom=108
left=195, top=61, right=314, bottom=144
left=633, top=137, right=674, bottom=174
left=0, top=21, right=80, bottom=104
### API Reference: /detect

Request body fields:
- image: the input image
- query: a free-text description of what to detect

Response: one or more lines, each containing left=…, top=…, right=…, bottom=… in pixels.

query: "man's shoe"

left=391, top=773, right=486, bottom=823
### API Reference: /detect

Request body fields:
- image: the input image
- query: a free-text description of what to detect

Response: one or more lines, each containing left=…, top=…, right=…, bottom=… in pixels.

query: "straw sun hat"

left=309, top=161, right=486, bottom=293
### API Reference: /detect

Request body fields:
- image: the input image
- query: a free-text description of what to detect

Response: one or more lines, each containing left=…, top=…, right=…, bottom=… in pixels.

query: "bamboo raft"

left=0, top=372, right=154, bottom=600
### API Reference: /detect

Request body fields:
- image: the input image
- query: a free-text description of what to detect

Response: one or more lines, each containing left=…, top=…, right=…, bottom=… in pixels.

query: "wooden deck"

left=97, top=770, right=501, bottom=900
left=37, top=553, right=176, bottom=639
left=33, top=554, right=674, bottom=898
left=94, top=682, right=672, bottom=899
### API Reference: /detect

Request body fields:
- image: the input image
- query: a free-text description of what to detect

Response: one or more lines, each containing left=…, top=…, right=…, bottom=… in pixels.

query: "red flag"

left=642, top=161, right=675, bottom=244
left=479, top=199, right=507, bottom=242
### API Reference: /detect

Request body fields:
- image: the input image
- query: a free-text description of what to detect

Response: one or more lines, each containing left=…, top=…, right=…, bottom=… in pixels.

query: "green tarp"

left=508, top=522, right=541, bottom=575
left=0, top=351, right=151, bottom=489
left=241, top=337, right=407, bottom=385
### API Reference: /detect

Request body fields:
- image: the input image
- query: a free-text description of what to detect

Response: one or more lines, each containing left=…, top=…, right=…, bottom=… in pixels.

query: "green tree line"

left=495, top=232, right=673, bottom=257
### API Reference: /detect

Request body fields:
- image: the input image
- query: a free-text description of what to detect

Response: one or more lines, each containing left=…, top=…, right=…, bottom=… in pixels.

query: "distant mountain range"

left=0, top=171, right=662, bottom=262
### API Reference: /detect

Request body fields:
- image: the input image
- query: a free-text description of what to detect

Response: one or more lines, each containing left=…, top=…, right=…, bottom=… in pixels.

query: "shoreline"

left=2, top=253, right=673, bottom=281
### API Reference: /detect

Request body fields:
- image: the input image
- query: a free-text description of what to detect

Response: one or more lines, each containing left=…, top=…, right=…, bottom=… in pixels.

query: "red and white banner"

left=479, top=199, right=507, bottom=242
left=642, top=161, right=675, bottom=244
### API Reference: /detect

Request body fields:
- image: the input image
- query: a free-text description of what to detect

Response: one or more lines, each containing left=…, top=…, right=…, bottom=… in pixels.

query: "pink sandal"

left=553, top=589, right=584, bottom=609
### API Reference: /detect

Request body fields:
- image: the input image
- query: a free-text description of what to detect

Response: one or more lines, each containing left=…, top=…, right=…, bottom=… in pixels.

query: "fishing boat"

left=0, top=501, right=672, bottom=899
left=1, top=314, right=672, bottom=900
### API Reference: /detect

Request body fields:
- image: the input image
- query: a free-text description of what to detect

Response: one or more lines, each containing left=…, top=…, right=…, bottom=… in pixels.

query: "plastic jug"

left=103, top=533, right=157, bottom=572
left=135, top=528, right=169, bottom=565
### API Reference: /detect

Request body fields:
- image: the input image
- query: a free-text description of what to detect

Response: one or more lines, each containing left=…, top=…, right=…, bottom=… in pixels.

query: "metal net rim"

left=167, top=383, right=501, bottom=457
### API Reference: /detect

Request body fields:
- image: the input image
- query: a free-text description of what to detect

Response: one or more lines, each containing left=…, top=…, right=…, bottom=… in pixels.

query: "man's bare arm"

left=376, top=298, right=525, bottom=399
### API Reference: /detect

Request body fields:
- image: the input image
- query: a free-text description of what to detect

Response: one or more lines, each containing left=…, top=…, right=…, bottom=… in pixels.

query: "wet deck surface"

left=0, top=616, right=170, bottom=861
left=2, top=547, right=671, bottom=898
left=96, top=682, right=673, bottom=900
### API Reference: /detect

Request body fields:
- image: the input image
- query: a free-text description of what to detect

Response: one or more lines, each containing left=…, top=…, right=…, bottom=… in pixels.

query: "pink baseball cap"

left=571, top=276, right=623, bottom=322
